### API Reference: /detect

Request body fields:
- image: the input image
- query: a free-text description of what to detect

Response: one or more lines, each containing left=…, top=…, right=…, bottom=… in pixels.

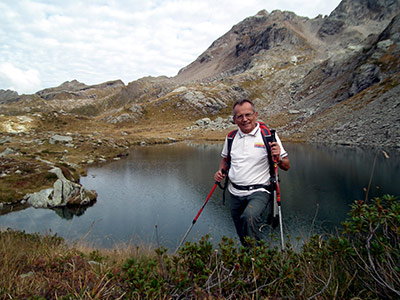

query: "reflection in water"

left=51, top=202, right=96, bottom=220
left=0, top=142, right=399, bottom=250
left=0, top=202, right=30, bottom=216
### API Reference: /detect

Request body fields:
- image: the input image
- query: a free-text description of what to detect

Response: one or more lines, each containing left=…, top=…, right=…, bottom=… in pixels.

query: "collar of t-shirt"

left=237, top=122, right=260, bottom=138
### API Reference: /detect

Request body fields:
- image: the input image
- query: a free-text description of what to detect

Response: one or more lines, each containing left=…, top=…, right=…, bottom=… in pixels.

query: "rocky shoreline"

left=0, top=115, right=235, bottom=212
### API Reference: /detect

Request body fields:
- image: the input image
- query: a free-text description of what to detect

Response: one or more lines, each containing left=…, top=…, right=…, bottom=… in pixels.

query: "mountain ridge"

left=0, top=0, right=399, bottom=148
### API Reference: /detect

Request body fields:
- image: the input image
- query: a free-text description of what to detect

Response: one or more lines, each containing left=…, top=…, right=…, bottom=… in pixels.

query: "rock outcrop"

left=0, top=89, right=18, bottom=103
left=318, top=0, right=400, bottom=39
left=23, top=167, right=97, bottom=208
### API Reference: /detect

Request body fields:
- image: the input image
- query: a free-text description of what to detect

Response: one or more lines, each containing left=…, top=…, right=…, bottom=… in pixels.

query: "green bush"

left=118, top=195, right=400, bottom=299
left=331, top=195, right=400, bottom=299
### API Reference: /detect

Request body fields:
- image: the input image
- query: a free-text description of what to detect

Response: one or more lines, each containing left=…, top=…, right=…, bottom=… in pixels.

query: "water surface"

left=1, top=142, right=399, bottom=250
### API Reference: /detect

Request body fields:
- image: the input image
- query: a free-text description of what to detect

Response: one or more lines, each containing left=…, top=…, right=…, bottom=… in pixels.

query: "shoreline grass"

left=1, top=194, right=399, bottom=299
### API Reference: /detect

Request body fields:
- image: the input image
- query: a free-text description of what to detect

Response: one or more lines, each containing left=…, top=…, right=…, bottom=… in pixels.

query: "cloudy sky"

left=0, top=0, right=342, bottom=94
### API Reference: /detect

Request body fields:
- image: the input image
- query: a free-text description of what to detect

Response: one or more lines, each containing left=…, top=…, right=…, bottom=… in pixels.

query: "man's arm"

left=277, top=156, right=290, bottom=171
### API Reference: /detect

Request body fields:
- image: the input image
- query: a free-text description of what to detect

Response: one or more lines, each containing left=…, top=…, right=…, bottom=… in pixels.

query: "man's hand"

left=269, top=142, right=290, bottom=171
left=214, top=169, right=227, bottom=183
left=269, top=142, right=281, bottom=161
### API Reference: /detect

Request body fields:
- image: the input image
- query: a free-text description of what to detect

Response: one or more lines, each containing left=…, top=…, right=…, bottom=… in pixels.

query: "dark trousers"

left=230, top=191, right=271, bottom=246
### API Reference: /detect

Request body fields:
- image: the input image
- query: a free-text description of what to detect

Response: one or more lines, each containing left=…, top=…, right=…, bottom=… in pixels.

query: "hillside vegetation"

left=1, top=195, right=398, bottom=299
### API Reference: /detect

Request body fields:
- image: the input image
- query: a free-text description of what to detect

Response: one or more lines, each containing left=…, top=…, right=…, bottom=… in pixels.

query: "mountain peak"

left=0, top=89, right=19, bottom=103
left=255, top=9, right=269, bottom=17
left=174, top=9, right=313, bottom=84
left=318, top=0, right=400, bottom=37
left=332, top=0, right=400, bottom=22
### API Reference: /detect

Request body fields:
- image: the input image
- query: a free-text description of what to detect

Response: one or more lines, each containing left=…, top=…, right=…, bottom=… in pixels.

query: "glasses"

left=234, top=112, right=255, bottom=121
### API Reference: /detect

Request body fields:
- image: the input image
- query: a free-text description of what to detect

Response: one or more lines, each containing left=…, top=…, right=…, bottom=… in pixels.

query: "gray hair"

left=232, top=99, right=256, bottom=116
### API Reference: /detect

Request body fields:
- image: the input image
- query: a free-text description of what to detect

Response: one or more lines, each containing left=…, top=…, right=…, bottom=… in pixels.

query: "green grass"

left=1, top=194, right=399, bottom=299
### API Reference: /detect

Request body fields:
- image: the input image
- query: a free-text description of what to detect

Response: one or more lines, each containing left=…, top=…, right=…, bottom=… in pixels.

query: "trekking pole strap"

left=217, top=169, right=228, bottom=205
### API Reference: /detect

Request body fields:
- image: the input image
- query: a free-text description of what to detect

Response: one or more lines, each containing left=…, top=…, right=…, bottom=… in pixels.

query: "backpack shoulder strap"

left=257, top=122, right=275, bottom=178
left=258, top=121, right=271, bottom=137
left=227, top=129, right=238, bottom=159
left=227, top=129, right=238, bottom=139
left=221, top=129, right=238, bottom=205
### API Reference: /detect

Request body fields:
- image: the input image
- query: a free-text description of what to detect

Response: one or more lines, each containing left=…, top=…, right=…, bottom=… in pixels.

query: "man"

left=214, top=99, right=290, bottom=246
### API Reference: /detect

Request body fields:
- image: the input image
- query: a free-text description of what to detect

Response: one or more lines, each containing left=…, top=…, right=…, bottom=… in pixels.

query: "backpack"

left=222, top=121, right=279, bottom=228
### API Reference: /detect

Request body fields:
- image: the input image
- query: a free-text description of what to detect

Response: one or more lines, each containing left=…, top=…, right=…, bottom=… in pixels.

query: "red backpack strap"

left=227, top=129, right=238, bottom=139
left=257, top=122, right=275, bottom=178
left=257, top=121, right=271, bottom=136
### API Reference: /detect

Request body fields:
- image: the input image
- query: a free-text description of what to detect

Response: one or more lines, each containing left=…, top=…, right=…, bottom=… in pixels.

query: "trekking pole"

left=174, top=181, right=219, bottom=254
left=271, top=130, right=285, bottom=250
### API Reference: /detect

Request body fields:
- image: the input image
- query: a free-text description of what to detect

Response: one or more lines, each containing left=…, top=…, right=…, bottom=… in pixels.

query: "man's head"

left=233, top=99, right=258, bottom=134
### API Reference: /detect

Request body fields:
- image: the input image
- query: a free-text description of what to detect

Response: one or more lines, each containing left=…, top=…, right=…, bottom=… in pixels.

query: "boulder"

left=23, top=167, right=97, bottom=208
left=192, top=117, right=235, bottom=131
left=49, top=135, right=73, bottom=144
left=0, top=137, right=12, bottom=145
left=196, top=118, right=211, bottom=126
left=0, top=147, right=17, bottom=157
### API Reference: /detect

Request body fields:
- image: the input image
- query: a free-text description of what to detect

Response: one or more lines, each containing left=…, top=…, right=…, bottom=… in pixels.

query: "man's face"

left=233, top=102, right=258, bottom=134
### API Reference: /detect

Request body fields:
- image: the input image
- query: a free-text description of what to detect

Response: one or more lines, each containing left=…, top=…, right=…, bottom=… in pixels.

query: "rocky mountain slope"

left=1, top=0, right=399, bottom=147
left=1, top=0, right=399, bottom=149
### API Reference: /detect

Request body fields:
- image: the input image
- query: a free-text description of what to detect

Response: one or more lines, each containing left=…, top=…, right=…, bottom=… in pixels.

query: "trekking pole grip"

left=270, top=129, right=276, bottom=143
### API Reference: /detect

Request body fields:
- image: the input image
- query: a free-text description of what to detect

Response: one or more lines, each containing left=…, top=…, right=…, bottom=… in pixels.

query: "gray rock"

left=24, top=167, right=96, bottom=208
left=172, top=86, right=188, bottom=93
left=349, top=64, right=382, bottom=97
left=377, top=39, right=394, bottom=51
left=214, top=117, right=224, bottom=123
left=181, top=91, right=227, bottom=114
left=0, top=147, right=17, bottom=157
left=104, top=113, right=138, bottom=124
left=129, top=104, right=143, bottom=114
left=24, top=188, right=53, bottom=208
left=49, top=135, right=73, bottom=144
left=196, top=118, right=211, bottom=126
left=289, top=109, right=300, bottom=114
left=192, top=116, right=236, bottom=132
left=0, top=137, right=12, bottom=145
left=0, top=89, right=19, bottom=103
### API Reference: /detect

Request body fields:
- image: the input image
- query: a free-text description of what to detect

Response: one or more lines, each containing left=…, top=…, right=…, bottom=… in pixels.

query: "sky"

left=0, top=0, right=342, bottom=95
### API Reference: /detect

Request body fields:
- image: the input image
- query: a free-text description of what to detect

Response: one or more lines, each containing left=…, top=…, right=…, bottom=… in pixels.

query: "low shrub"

left=331, top=195, right=400, bottom=299
left=1, top=194, right=398, bottom=299
left=118, top=195, right=399, bottom=299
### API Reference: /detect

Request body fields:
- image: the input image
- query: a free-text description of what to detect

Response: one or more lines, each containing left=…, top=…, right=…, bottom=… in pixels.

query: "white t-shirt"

left=221, top=123, right=288, bottom=196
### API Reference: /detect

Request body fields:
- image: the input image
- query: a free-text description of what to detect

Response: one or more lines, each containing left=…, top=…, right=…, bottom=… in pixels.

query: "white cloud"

left=0, top=0, right=342, bottom=94
left=0, top=63, right=41, bottom=94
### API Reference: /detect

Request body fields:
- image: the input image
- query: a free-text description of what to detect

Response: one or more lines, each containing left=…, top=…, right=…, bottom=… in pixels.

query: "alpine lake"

left=1, top=142, right=399, bottom=251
